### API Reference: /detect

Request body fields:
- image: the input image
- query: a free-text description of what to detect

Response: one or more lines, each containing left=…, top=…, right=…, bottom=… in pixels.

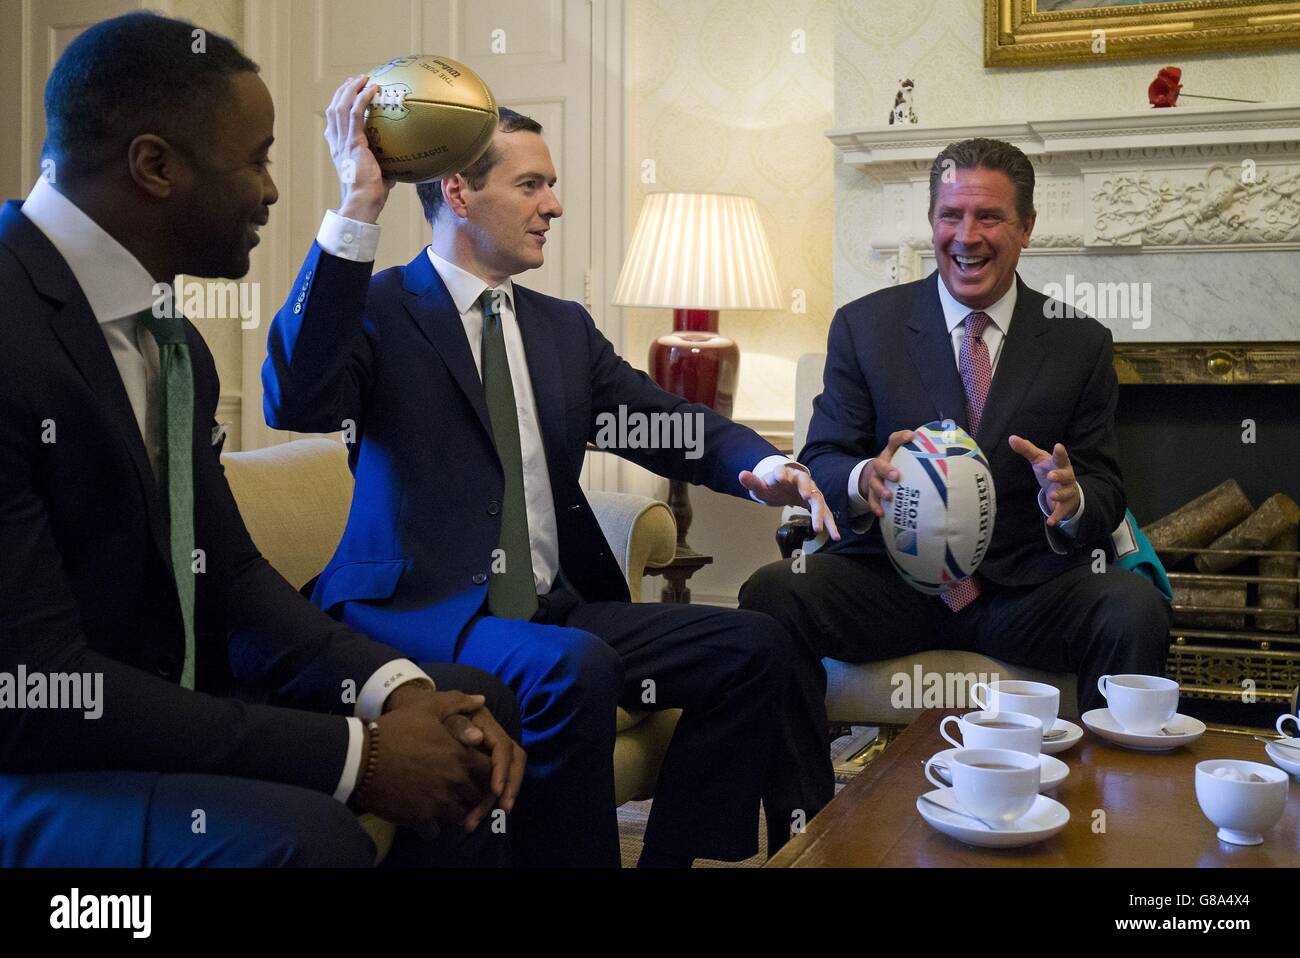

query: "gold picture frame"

left=986, top=0, right=1300, bottom=67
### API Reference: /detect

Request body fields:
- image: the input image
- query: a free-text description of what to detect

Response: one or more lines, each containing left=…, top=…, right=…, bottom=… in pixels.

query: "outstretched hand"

left=740, top=464, right=841, bottom=541
left=1008, top=435, right=1080, bottom=527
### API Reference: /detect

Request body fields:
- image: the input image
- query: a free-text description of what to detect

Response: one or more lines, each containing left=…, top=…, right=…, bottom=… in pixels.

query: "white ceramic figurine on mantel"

left=889, top=78, right=917, bottom=125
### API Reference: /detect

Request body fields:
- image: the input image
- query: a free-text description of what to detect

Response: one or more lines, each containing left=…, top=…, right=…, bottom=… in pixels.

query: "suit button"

left=472, top=573, right=487, bottom=585
left=487, top=501, right=501, bottom=516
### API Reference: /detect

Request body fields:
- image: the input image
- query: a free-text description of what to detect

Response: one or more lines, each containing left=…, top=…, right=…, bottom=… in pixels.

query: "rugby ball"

left=363, top=54, right=499, bottom=183
left=880, top=420, right=996, bottom=595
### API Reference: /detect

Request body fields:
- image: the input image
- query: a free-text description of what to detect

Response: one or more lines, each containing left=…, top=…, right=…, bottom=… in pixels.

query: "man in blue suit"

left=264, top=77, right=840, bottom=866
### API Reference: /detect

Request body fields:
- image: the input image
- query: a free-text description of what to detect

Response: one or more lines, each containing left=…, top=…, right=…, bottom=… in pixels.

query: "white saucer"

left=1264, top=738, right=1300, bottom=778
left=929, top=748, right=1069, bottom=792
left=916, top=789, right=1070, bottom=848
left=1040, top=718, right=1084, bottom=755
left=1082, top=708, right=1206, bottom=750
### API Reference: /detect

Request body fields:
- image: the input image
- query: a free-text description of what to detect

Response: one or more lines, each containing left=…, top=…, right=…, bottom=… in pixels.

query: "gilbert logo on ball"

left=881, top=420, right=996, bottom=595
left=363, top=54, right=499, bottom=184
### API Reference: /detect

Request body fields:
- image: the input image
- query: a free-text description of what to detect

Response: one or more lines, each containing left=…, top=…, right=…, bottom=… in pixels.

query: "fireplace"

left=1112, top=343, right=1300, bottom=720
left=1114, top=343, right=1300, bottom=522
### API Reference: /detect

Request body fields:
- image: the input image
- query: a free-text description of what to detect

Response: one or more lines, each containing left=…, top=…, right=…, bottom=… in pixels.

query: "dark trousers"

left=363, top=580, right=807, bottom=866
left=739, top=552, right=1171, bottom=731
left=0, top=663, right=516, bottom=867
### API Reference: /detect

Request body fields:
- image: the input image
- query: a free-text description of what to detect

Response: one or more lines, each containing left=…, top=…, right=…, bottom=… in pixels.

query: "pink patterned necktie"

left=942, top=310, right=993, bottom=612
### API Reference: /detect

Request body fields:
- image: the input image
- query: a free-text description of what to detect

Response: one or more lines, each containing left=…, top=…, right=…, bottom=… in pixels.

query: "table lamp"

left=612, top=192, right=782, bottom=551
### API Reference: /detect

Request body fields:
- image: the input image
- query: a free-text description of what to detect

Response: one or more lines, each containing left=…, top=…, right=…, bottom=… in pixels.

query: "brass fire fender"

left=1162, top=547, right=1300, bottom=704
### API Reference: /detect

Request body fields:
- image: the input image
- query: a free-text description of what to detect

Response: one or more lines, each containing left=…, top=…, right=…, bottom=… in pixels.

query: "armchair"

left=222, top=437, right=682, bottom=860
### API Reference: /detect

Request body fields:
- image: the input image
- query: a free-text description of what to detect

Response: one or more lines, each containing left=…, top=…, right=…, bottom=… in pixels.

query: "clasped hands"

left=354, top=682, right=526, bottom=835
left=860, top=429, right=1081, bottom=527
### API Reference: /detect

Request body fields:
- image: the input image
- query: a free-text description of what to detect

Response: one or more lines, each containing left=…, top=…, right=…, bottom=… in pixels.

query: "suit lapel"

left=0, top=202, right=172, bottom=563
left=975, top=275, right=1048, bottom=454
left=513, top=287, right=570, bottom=464
left=401, top=250, right=493, bottom=441
left=905, top=272, right=970, bottom=433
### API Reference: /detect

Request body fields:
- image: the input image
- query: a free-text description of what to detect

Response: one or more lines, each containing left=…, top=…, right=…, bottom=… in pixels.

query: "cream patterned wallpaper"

left=626, top=0, right=834, bottom=423
left=834, top=0, right=1300, bottom=307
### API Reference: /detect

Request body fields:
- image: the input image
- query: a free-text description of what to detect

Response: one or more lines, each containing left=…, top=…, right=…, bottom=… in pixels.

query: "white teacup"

left=1276, top=713, right=1300, bottom=740
left=1098, top=674, right=1179, bottom=734
left=970, top=680, right=1060, bottom=736
left=1195, top=759, right=1288, bottom=846
left=923, top=747, right=1040, bottom=826
left=940, top=710, right=1043, bottom=757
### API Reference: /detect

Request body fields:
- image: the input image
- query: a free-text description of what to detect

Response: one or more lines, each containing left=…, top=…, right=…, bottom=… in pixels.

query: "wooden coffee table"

left=768, top=708, right=1300, bottom=867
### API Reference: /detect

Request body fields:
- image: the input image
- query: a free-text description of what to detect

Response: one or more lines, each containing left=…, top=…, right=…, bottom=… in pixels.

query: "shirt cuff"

left=358, top=659, right=436, bottom=722
left=318, top=209, right=382, bottom=262
left=748, top=455, right=806, bottom=503
left=1038, top=484, right=1086, bottom=537
left=848, top=458, right=874, bottom=518
left=332, top=716, right=364, bottom=804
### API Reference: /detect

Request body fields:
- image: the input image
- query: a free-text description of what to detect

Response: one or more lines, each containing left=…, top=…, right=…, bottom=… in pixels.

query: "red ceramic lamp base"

left=649, top=309, right=740, bottom=549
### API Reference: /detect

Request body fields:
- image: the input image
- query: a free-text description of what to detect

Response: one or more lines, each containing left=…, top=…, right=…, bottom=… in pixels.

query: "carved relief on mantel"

left=1085, top=164, right=1300, bottom=247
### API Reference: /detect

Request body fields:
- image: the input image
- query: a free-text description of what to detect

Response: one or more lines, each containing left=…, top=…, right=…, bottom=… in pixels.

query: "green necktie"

left=138, top=309, right=196, bottom=689
left=478, top=289, right=538, bottom=621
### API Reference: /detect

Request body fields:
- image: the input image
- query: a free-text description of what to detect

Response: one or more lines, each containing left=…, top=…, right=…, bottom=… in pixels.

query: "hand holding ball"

left=361, top=55, right=499, bottom=183
left=877, top=421, right=997, bottom=595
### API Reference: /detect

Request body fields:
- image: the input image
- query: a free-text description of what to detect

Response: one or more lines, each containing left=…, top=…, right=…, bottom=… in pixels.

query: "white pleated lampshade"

left=612, top=192, right=783, bottom=311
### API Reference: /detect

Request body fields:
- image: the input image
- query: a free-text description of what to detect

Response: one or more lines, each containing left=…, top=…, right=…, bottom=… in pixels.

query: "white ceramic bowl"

left=1195, top=759, right=1289, bottom=846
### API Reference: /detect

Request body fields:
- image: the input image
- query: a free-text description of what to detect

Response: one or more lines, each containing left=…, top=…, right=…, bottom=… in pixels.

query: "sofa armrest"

left=588, top=491, right=677, bottom=601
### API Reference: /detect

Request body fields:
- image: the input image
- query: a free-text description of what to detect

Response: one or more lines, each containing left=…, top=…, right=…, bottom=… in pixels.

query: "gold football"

left=363, top=54, right=499, bottom=184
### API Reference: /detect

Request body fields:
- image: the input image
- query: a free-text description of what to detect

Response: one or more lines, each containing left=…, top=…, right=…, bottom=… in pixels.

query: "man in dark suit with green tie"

left=0, top=11, right=523, bottom=867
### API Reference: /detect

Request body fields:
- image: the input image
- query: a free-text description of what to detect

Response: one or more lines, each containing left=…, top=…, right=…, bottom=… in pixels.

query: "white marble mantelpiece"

left=827, top=103, right=1300, bottom=342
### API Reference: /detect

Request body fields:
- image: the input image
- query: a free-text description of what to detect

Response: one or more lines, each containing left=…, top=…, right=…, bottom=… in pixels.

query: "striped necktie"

left=478, top=290, right=538, bottom=620
left=137, top=309, right=196, bottom=688
left=943, top=310, right=993, bottom=614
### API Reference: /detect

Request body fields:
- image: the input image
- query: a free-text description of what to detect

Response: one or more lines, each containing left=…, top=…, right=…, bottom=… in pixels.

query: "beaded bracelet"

left=354, top=720, right=380, bottom=806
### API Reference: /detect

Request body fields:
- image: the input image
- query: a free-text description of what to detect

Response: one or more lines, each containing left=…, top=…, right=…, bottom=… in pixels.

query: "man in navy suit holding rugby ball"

left=741, top=137, right=1169, bottom=736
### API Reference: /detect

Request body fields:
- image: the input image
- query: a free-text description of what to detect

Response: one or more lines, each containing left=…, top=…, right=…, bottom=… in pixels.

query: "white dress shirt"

left=845, top=273, right=1084, bottom=537
left=317, top=209, right=797, bottom=595
left=23, top=176, right=165, bottom=473
left=23, top=178, right=430, bottom=804
left=427, top=247, right=562, bottom=593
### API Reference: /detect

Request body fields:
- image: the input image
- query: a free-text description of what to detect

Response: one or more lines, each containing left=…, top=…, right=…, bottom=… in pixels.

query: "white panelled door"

left=242, top=0, right=624, bottom=496
left=1, top=0, right=162, bottom=204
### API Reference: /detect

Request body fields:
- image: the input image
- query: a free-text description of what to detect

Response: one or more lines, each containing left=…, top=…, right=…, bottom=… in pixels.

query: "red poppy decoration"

left=1148, top=66, right=1182, bottom=108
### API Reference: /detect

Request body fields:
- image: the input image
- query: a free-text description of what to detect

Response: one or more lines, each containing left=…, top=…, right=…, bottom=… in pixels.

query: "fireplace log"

left=1173, top=580, right=1247, bottom=630
left=1257, top=525, right=1299, bottom=634
left=1195, top=493, right=1300, bottom=574
left=1143, top=479, right=1253, bottom=557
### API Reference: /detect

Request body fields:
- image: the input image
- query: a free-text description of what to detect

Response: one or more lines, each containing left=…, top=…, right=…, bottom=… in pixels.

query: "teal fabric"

left=1112, top=509, right=1173, bottom=603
